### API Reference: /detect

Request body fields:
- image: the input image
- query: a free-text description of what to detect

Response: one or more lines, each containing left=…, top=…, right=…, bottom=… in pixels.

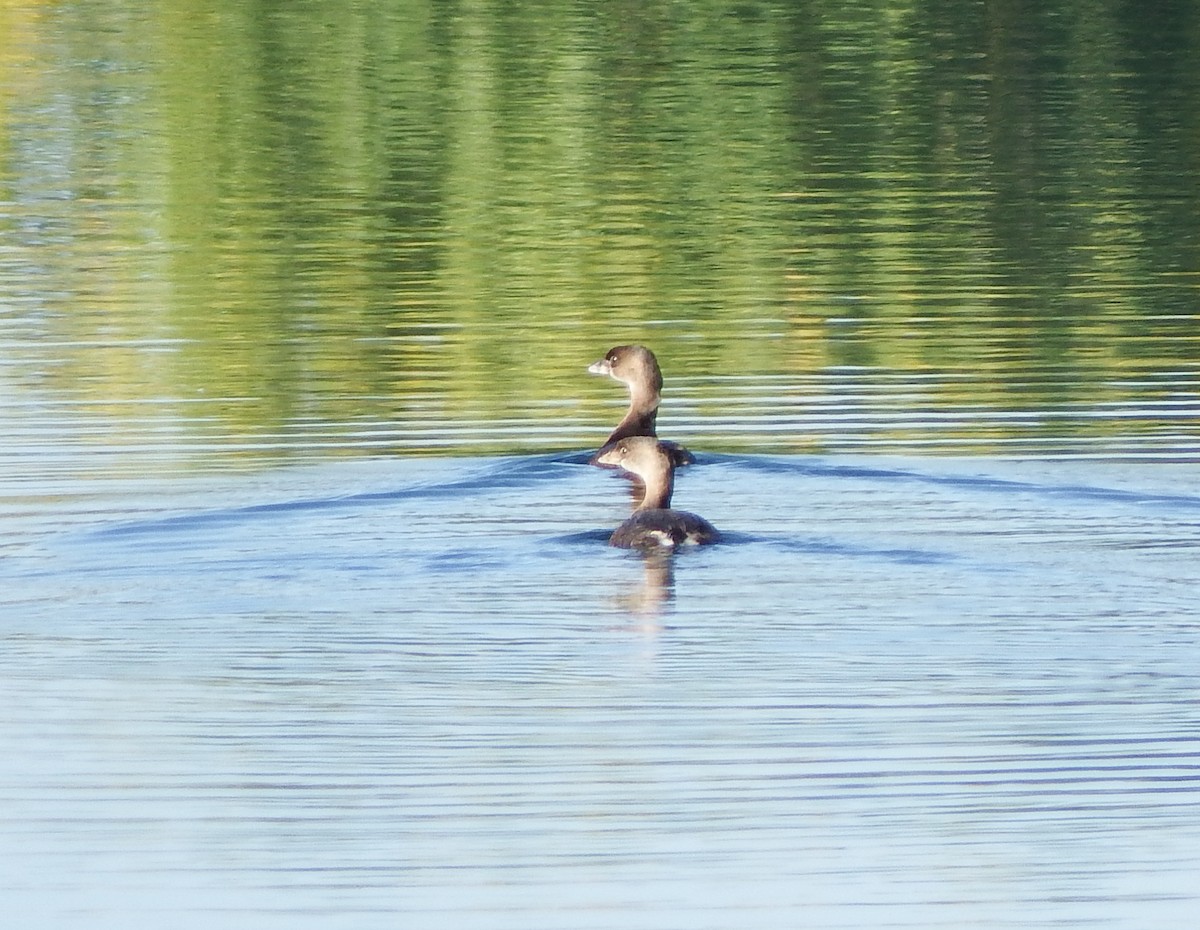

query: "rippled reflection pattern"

left=1, top=0, right=1198, bottom=467
left=2, top=1, right=1200, bottom=928
left=4, top=454, right=1200, bottom=928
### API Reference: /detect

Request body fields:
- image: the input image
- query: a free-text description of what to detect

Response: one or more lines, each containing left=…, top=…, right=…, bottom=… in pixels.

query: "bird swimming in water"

left=587, top=344, right=694, bottom=467
left=591, top=436, right=719, bottom=550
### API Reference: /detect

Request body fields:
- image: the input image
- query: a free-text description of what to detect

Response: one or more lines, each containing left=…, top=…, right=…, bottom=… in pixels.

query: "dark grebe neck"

left=608, top=404, right=659, bottom=444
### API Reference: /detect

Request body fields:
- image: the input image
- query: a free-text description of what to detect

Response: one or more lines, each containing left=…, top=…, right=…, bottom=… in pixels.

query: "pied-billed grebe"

left=588, top=345, right=695, bottom=466
left=591, top=436, right=720, bottom=549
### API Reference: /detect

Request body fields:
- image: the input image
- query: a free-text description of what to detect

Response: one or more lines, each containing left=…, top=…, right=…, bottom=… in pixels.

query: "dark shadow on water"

left=88, top=448, right=707, bottom=543
left=91, top=452, right=584, bottom=540
left=557, top=525, right=960, bottom=625
left=76, top=450, right=1196, bottom=561
left=423, top=548, right=511, bottom=574
left=761, top=534, right=957, bottom=566
left=713, top=453, right=1200, bottom=510
left=555, top=529, right=614, bottom=545
left=708, top=530, right=960, bottom=567
left=554, top=451, right=595, bottom=466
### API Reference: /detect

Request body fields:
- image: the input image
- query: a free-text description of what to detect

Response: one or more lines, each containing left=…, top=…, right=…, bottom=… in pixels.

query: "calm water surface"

left=3, top=1, right=1200, bottom=927
left=4, top=453, right=1200, bottom=928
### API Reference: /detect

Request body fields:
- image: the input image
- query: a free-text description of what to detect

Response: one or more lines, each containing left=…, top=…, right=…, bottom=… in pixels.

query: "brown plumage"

left=591, top=437, right=719, bottom=549
left=587, top=345, right=694, bottom=467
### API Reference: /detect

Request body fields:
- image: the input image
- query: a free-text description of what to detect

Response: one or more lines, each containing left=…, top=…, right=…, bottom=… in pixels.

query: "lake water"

left=4, top=452, right=1200, bottom=928
left=3, top=1, right=1200, bottom=928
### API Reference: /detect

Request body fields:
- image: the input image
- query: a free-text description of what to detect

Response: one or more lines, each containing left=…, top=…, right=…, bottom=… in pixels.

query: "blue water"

left=3, top=452, right=1198, bottom=929
left=5, top=1, right=1200, bottom=924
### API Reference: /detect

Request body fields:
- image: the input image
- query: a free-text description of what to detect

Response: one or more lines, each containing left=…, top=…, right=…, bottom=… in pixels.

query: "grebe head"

left=587, top=345, right=664, bottom=397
